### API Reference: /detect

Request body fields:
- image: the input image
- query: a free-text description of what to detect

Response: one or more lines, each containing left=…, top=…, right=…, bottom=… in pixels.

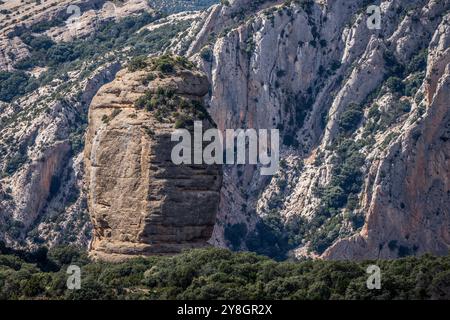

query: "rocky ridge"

left=175, top=0, right=450, bottom=259
left=0, top=0, right=449, bottom=261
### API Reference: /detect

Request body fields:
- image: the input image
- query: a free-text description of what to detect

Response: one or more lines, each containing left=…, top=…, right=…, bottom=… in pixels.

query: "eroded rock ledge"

left=84, top=55, right=222, bottom=261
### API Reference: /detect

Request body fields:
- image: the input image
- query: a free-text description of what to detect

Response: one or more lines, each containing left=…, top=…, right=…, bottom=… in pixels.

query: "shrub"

left=128, top=56, right=148, bottom=72
left=276, top=69, right=287, bottom=78
left=350, top=213, right=365, bottom=230
left=174, top=115, right=193, bottom=129
left=338, top=103, right=363, bottom=134
left=321, top=186, right=347, bottom=209
left=46, top=44, right=79, bottom=66
left=383, top=50, right=405, bottom=78
left=4, top=146, right=28, bottom=176
left=154, top=56, right=175, bottom=74
left=407, top=49, right=428, bottom=74
left=28, top=35, right=55, bottom=50
left=404, top=72, right=425, bottom=97
left=386, top=76, right=405, bottom=94
left=0, top=71, right=32, bottom=102
left=245, top=212, right=307, bottom=261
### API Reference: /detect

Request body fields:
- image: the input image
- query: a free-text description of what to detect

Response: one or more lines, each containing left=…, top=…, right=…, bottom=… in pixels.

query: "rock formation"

left=0, top=0, right=152, bottom=70
left=84, top=56, right=222, bottom=260
left=1, top=0, right=449, bottom=261
left=0, top=1, right=194, bottom=250
left=175, top=0, right=450, bottom=259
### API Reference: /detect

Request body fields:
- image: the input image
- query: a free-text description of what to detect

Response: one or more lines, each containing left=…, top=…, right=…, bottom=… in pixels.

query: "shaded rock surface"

left=174, top=0, right=450, bottom=259
left=0, top=1, right=194, bottom=250
left=84, top=57, right=222, bottom=260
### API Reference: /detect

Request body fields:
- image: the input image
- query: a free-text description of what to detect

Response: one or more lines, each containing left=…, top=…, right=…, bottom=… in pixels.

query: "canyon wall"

left=1, top=0, right=449, bottom=261
left=84, top=57, right=222, bottom=260
left=0, top=0, right=193, bottom=249
left=177, top=0, right=450, bottom=259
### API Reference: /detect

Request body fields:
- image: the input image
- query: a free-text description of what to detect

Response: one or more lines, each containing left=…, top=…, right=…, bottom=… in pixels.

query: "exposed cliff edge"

left=0, top=1, right=194, bottom=250
left=84, top=56, right=222, bottom=261
left=323, top=19, right=450, bottom=259
left=1, top=0, right=449, bottom=262
left=174, top=0, right=450, bottom=260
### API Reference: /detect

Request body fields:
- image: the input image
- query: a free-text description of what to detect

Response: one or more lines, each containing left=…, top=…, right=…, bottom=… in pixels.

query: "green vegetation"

left=338, top=103, right=364, bottom=134
left=28, top=16, right=66, bottom=33
left=127, top=56, right=148, bottom=72
left=5, top=12, right=188, bottom=102
left=279, top=90, right=315, bottom=148
left=404, top=71, right=425, bottom=97
left=0, top=245, right=449, bottom=300
left=150, top=55, right=195, bottom=73
left=149, top=0, right=219, bottom=14
left=385, top=76, right=404, bottom=94
left=0, top=71, right=37, bottom=102
left=406, top=49, right=428, bottom=74
left=13, top=12, right=158, bottom=72
left=1, top=12, right=191, bottom=175
left=132, top=56, right=208, bottom=126
left=364, top=99, right=412, bottom=134
left=307, top=101, right=369, bottom=254
left=0, top=218, right=25, bottom=239
left=326, top=105, right=366, bottom=211
left=224, top=223, right=247, bottom=250
left=382, top=50, right=405, bottom=79
left=310, top=138, right=365, bottom=254
left=134, top=87, right=209, bottom=127
left=1, top=12, right=164, bottom=102
left=14, top=34, right=79, bottom=70
left=246, top=213, right=308, bottom=261
left=382, top=49, right=427, bottom=98
left=200, top=47, right=213, bottom=62
left=2, top=137, right=31, bottom=177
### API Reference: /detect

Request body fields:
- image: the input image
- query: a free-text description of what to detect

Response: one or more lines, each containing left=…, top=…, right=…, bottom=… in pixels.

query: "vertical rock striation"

left=85, top=56, right=222, bottom=261
left=174, top=0, right=450, bottom=259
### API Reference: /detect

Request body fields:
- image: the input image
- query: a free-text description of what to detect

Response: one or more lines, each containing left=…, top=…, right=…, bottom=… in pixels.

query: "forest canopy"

left=0, top=244, right=449, bottom=300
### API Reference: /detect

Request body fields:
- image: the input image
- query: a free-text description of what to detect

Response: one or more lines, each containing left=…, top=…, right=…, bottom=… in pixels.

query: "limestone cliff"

left=323, top=17, right=450, bottom=259
left=175, top=0, right=450, bottom=259
left=0, top=1, right=195, bottom=249
left=84, top=56, right=222, bottom=260
left=0, top=0, right=152, bottom=70
left=1, top=0, right=449, bottom=262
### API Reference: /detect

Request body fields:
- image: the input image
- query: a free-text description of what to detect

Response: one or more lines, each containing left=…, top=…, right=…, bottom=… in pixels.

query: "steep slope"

left=0, top=1, right=198, bottom=249
left=1, top=0, right=448, bottom=262
left=176, top=0, right=450, bottom=260
left=324, top=19, right=450, bottom=259
left=85, top=56, right=222, bottom=261
left=0, top=0, right=152, bottom=70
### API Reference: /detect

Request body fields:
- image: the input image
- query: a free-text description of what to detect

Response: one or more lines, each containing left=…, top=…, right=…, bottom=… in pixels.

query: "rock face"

left=323, top=18, right=450, bottom=259
left=0, top=0, right=151, bottom=70
left=84, top=57, right=222, bottom=260
left=1, top=0, right=449, bottom=262
left=174, top=0, right=450, bottom=259
left=0, top=1, right=194, bottom=250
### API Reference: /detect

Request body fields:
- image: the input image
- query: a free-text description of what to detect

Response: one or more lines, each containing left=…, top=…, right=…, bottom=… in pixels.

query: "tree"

left=338, top=103, right=363, bottom=134
left=0, top=71, right=31, bottom=102
left=386, top=76, right=405, bottom=94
